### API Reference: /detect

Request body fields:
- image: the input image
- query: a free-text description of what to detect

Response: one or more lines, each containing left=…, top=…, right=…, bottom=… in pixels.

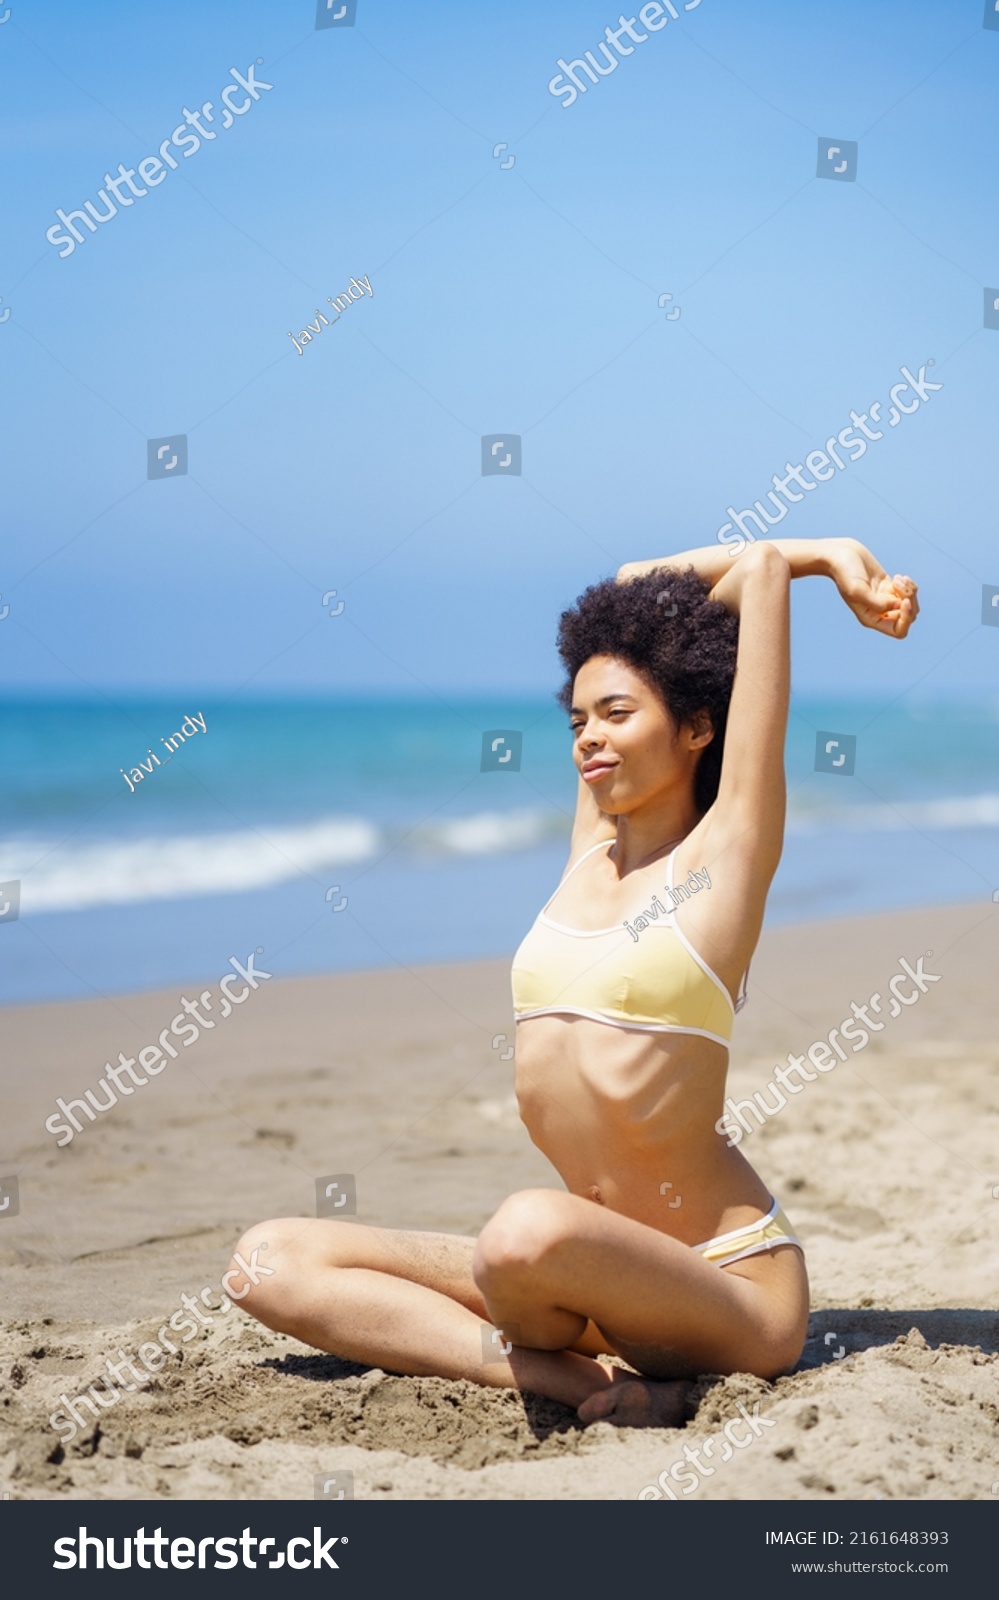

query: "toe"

left=577, top=1387, right=619, bottom=1424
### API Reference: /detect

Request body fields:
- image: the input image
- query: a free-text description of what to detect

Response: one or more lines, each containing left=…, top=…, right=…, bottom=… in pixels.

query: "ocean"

left=2, top=694, right=998, bottom=1003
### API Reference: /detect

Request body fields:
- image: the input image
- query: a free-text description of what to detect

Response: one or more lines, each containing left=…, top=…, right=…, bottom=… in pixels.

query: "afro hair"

left=555, top=565, right=740, bottom=815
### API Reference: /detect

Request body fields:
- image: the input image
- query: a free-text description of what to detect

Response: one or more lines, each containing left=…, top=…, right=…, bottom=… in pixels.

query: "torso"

left=512, top=834, right=774, bottom=1244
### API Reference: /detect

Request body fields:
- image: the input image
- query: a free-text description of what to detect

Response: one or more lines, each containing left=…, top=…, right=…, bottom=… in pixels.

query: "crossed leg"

left=231, top=1188, right=808, bottom=1426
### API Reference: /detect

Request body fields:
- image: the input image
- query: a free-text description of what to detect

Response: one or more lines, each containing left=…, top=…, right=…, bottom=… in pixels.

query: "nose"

left=577, top=719, right=604, bottom=753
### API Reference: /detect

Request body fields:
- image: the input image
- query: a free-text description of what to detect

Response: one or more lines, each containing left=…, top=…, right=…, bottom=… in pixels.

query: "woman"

left=231, top=536, right=918, bottom=1427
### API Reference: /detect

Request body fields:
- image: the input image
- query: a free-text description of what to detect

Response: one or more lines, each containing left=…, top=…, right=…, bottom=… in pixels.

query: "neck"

left=611, top=798, right=702, bottom=876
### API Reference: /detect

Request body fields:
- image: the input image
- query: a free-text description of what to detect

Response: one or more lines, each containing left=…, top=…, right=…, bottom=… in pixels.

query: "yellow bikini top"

left=511, top=840, right=746, bottom=1049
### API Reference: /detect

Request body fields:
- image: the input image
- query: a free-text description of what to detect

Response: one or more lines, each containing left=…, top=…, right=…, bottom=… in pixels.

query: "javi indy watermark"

left=44, top=951, right=272, bottom=1146
left=715, top=953, right=941, bottom=1147
left=623, top=865, right=711, bottom=941
left=287, top=275, right=372, bottom=355
left=120, top=711, right=206, bottom=792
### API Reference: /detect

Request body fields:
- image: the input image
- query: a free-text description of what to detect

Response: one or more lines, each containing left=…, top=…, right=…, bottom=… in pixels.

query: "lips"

left=582, top=760, right=618, bottom=782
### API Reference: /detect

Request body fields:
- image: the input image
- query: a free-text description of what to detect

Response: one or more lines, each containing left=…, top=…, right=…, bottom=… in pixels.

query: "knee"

left=227, top=1215, right=367, bottom=1324
left=762, top=1319, right=809, bottom=1379
left=226, top=1218, right=296, bottom=1320
left=748, top=1302, right=809, bottom=1380
left=472, top=1189, right=573, bottom=1296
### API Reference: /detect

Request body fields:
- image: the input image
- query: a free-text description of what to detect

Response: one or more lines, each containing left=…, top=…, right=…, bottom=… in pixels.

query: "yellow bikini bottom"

left=695, top=1196, right=803, bottom=1268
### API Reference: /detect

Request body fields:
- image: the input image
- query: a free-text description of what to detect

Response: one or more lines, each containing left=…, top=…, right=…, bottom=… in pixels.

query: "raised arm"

left=620, top=537, right=919, bottom=638
left=568, top=538, right=917, bottom=888
left=613, top=536, right=918, bottom=992
left=617, top=538, right=829, bottom=588
left=620, top=536, right=917, bottom=860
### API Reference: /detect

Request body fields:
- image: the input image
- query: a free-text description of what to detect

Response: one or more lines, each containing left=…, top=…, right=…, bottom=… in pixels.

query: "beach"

left=1, top=896, right=997, bottom=1501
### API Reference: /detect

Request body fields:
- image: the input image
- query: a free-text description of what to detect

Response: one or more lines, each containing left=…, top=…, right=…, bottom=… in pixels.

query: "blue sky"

left=1, top=0, right=997, bottom=699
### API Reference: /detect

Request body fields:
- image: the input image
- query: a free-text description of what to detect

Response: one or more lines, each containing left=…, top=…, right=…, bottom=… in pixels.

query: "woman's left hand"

left=832, top=541, right=920, bottom=638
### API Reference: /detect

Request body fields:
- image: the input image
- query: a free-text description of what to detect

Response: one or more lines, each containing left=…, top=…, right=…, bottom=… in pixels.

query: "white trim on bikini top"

left=536, top=838, right=747, bottom=1015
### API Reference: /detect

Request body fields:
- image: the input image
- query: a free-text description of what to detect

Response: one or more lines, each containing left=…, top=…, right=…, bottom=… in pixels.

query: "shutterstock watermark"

left=45, top=62, right=273, bottom=258
left=717, top=362, right=944, bottom=556
left=44, top=951, right=273, bottom=1146
left=637, top=1400, right=776, bottom=1498
left=715, top=953, right=941, bottom=1147
left=48, top=1247, right=275, bottom=1445
left=549, top=3, right=705, bottom=108
left=53, top=1527, right=343, bottom=1572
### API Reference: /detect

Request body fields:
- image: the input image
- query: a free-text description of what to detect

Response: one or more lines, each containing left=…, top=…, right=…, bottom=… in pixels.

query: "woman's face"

left=569, top=655, right=710, bottom=814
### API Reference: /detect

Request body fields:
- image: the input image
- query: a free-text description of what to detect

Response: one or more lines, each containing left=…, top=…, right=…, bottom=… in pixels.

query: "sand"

left=1, top=899, right=997, bottom=1500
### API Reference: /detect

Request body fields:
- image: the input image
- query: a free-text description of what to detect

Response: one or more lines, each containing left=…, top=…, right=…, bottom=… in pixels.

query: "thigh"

left=610, top=1246, right=809, bottom=1379
left=480, top=1190, right=808, bottom=1378
left=253, top=1216, right=490, bottom=1319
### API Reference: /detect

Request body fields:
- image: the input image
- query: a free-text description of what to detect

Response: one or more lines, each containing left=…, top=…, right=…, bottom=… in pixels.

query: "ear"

left=686, top=709, right=715, bottom=750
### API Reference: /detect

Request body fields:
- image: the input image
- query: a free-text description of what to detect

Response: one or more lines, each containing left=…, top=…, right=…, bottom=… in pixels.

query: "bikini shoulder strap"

left=540, top=839, right=612, bottom=913
left=663, top=844, right=681, bottom=910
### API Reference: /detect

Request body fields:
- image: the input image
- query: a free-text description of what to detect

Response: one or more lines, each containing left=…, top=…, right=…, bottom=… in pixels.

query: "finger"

left=890, top=587, right=918, bottom=619
left=879, top=597, right=911, bottom=636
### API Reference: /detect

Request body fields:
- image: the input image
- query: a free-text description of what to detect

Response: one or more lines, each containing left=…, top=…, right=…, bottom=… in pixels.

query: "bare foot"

left=577, top=1367, right=690, bottom=1429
